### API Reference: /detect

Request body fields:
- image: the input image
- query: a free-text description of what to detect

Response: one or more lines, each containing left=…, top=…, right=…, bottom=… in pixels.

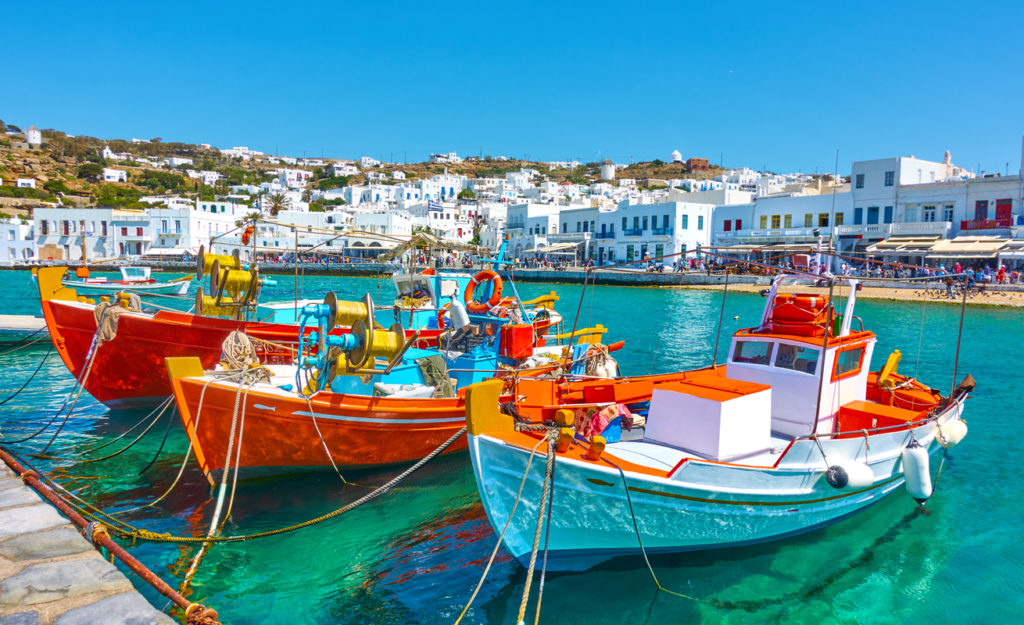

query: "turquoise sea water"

left=0, top=270, right=1021, bottom=624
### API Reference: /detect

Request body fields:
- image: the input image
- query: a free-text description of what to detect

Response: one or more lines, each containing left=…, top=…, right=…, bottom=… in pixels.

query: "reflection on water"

left=0, top=271, right=1018, bottom=624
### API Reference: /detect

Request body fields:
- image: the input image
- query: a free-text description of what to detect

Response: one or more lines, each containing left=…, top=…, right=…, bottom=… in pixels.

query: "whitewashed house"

left=164, top=157, right=193, bottom=168
left=280, top=168, right=313, bottom=188
left=332, top=161, right=359, bottom=177
left=16, top=178, right=36, bottom=188
left=102, top=168, right=128, bottom=183
left=25, top=126, right=42, bottom=146
left=0, top=218, right=36, bottom=263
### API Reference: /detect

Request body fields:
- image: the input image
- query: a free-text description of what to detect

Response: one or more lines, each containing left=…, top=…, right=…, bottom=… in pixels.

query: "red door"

left=996, top=199, right=1012, bottom=225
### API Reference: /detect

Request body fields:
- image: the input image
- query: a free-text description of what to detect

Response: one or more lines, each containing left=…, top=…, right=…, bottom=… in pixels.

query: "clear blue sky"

left=4, top=1, right=1023, bottom=175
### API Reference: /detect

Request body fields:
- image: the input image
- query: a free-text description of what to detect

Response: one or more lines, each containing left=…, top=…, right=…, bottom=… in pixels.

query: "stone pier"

left=0, top=464, right=174, bottom=625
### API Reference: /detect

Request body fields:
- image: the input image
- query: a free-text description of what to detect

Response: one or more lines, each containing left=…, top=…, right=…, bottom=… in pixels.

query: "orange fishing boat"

left=167, top=358, right=474, bottom=483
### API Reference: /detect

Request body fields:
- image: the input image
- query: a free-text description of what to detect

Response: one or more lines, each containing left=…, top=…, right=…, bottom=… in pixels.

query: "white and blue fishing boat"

left=61, top=266, right=191, bottom=297
left=464, top=275, right=972, bottom=570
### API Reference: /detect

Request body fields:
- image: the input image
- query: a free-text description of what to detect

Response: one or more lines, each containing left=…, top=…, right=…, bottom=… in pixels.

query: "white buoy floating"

left=937, top=420, right=968, bottom=448
left=825, top=461, right=875, bottom=489
left=901, top=438, right=933, bottom=504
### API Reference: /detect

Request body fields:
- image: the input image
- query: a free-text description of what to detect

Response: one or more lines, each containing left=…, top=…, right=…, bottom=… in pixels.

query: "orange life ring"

left=465, top=270, right=503, bottom=314
left=437, top=303, right=450, bottom=329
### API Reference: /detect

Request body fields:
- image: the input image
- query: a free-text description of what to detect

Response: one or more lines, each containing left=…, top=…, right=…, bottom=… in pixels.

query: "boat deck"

left=606, top=432, right=793, bottom=473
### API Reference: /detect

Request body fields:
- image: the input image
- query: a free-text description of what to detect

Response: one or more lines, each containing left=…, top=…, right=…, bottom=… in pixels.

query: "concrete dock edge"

left=0, top=464, right=175, bottom=625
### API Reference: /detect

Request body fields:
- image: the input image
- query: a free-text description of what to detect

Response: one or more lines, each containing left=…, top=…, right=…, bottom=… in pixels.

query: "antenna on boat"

left=711, top=263, right=730, bottom=367
left=811, top=275, right=837, bottom=434
left=949, top=274, right=970, bottom=397
left=828, top=149, right=839, bottom=275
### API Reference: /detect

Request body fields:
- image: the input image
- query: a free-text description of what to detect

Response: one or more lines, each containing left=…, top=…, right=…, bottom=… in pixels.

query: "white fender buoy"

left=825, top=461, right=875, bottom=489
left=937, top=420, right=967, bottom=448
left=901, top=438, right=933, bottom=504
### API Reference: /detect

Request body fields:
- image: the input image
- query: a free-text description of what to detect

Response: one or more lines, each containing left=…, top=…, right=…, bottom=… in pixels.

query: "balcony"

left=886, top=221, right=951, bottom=236
left=960, top=218, right=1012, bottom=231
left=731, top=221, right=952, bottom=243
left=651, top=227, right=674, bottom=236
left=594, top=231, right=616, bottom=239
left=622, top=228, right=642, bottom=237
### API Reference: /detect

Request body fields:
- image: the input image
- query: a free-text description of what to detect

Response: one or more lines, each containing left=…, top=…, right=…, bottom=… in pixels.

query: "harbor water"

left=1, top=270, right=1020, bottom=624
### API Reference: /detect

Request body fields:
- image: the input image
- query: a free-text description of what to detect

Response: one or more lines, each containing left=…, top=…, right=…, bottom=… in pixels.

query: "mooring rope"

left=136, top=405, right=177, bottom=476
left=305, top=395, right=350, bottom=485
left=516, top=431, right=557, bottom=625
left=77, top=398, right=174, bottom=456
left=48, top=426, right=468, bottom=545
left=453, top=434, right=550, bottom=625
left=0, top=342, right=53, bottom=407
left=0, top=326, right=48, bottom=357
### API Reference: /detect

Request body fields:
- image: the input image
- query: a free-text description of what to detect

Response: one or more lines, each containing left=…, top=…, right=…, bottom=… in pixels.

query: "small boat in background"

left=61, top=266, right=191, bottom=297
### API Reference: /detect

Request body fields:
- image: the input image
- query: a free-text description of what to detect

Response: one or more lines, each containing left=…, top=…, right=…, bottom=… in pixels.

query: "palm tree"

left=266, top=192, right=290, bottom=217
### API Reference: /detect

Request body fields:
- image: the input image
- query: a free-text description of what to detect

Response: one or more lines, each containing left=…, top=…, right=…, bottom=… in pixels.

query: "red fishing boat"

left=35, top=267, right=444, bottom=409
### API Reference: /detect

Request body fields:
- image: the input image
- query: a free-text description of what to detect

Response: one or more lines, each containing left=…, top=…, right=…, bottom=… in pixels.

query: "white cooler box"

left=645, top=385, right=772, bottom=461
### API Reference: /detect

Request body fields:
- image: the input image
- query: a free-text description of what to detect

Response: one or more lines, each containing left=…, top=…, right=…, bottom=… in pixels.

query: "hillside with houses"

left=1, top=118, right=1021, bottom=273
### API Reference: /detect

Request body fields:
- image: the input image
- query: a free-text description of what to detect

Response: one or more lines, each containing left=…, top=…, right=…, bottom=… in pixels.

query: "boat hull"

left=468, top=402, right=964, bottom=571
left=171, top=376, right=470, bottom=483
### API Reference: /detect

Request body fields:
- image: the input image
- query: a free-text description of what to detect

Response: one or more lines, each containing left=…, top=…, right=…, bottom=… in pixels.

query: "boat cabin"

left=725, top=283, right=875, bottom=438
left=119, top=266, right=153, bottom=283
left=621, top=279, right=876, bottom=463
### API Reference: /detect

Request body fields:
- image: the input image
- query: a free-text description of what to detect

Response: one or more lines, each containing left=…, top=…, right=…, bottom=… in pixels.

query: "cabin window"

left=774, top=344, right=820, bottom=374
left=832, top=345, right=865, bottom=380
left=732, top=341, right=773, bottom=365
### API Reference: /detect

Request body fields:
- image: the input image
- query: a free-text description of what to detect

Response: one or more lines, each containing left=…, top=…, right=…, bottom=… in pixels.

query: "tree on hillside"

left=266, top=192, right=290, bottom=216
left=77, top=163, right=103, bottom=179
left=458, top=188, right=476, bottom=199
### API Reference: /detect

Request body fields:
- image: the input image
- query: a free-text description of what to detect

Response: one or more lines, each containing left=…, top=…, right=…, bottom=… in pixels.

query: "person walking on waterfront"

left=945, top=275, right=954, bottom=298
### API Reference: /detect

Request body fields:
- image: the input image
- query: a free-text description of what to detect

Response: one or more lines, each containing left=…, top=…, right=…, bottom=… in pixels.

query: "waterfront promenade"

left=0, top=463, right=173, bottom=625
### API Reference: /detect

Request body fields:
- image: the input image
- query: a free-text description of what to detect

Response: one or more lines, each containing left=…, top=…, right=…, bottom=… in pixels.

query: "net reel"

left=193, top=245, right=260, bottom=319
left=196, top=245, right=240, bottom=281
left=296, top=292, right=416, bottom=395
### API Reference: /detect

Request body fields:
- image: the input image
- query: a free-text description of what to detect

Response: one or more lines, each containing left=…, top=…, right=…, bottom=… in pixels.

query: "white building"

left=360, top=156, right=380, bottom=168
left=187, top=170, right=222, bottom=186
left=430, top=152, right=462, bottom=164
left=149, top=199, right=246, bottom=256
left=670, top=150, right=683, bottom=163
left=220, top=146, right=264, bottom=161
left=710, top=150, right=1013, bottom=264
left=16, top=178, right=36, bottom=188
left=102, top=146, right=129, bottom=161
left=280, top=168, right=313, bottom=188
left=35, top=208, right=152, bottom=259
left=164, top=157, right=194, bottom=168
left=25, top=126, right=42, bottom=146
left=102, top=168, right=128, bottom=183
left=0, top=218, right=35, bottom=263
left=332, top=161, right=359, bottom=177
left=594, top=200, right=716, bottom=265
